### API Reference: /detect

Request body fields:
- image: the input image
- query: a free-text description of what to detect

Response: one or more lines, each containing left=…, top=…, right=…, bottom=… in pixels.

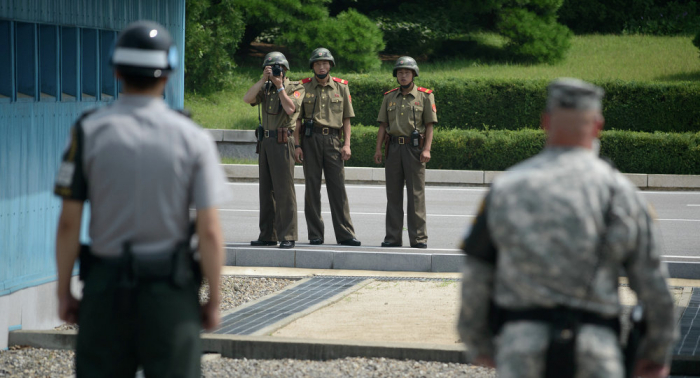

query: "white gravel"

left=0, top=348, right=494, bottom=378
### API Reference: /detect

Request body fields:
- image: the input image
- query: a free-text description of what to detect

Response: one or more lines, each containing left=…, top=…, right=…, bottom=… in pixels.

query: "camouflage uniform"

left=458, top=79, right=677, bottom=378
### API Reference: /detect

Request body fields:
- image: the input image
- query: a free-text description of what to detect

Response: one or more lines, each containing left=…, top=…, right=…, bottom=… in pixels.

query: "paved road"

left=219, top=182, right=700, bottom=258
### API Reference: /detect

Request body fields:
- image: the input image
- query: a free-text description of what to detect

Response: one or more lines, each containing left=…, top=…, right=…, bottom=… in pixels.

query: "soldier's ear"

left=593, top=114, right=605, bottom=137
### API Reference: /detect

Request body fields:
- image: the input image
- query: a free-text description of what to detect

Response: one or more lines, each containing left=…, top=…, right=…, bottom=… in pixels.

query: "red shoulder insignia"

left=417, top=87, right=433, bottom=94
left=332, top=77, right=348, bottom=85
left=384, top=87, right=399, bottom=95
left=301, top=77, right=313, bottom=84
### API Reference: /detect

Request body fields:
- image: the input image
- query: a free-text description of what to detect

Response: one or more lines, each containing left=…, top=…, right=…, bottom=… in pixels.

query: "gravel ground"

left=202, top=357, right=495, bottom=378
left=54, top=276, right=297, bottom=331
left=0, top=348, right=494, bottom=378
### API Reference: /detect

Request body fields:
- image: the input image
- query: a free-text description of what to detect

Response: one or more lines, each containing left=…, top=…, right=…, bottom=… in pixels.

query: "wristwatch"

left=295, top=145, right=301, bottom=149
left=277, top=86, right=285, bottom=93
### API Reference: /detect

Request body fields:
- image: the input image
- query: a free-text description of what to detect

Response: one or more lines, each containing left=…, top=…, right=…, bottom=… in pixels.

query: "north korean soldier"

left=243, top=52, right=304, bottom=249
left=293, top=47, right=361, bottom=246
left=374, top=56, right=436, bottom=248
left=54, top=21, right=228, bottom=377
left=458, top=78, right=677, bottom=378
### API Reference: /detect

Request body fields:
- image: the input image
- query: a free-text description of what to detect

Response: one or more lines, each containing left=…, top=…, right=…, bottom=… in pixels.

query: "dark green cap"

left=262, top=52, right=290, bottom=71
left=309, top=47, right=335, bottom=69
left=393, top=56, right=419, bottom=77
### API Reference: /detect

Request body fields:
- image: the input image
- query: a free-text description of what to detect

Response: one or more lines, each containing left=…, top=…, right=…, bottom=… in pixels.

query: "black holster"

left=255, top=125, right=264, bottom=154
left=624, top=306, right=647, bottom=378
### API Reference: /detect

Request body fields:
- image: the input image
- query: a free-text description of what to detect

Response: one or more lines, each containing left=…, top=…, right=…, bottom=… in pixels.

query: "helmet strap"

left=399, top=79, right=414, bottom=90
left=315, top=72, right=329, bottom=80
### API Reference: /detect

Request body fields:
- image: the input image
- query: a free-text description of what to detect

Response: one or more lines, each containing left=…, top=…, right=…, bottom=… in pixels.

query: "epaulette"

left=301, top=78, right=313, bottom=84
left=384, top=87, right=399, bottom=95
left=332, top=77, right=348, bottom=85
left=417, top=87, right=433, bottom=94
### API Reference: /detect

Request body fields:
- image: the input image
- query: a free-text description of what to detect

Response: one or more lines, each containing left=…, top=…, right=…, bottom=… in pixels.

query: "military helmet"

left=309, top=47, right=335, bottom=69
left=111, top=21, right=177, bottom=78
left=393, top=56, right=419, bottom=77
left=262, top=52, right=290, bottom=71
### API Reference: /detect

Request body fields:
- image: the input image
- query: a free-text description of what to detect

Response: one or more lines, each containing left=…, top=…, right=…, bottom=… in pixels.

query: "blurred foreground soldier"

left=54, top=21, right=228, bottom=377
left=375, top=57, right=436, bottom=248
left=243, top=52, right=303, bottom=249
left=294, top=47, right=361, bottom=246
left=458, top=78, right=676, bottom=378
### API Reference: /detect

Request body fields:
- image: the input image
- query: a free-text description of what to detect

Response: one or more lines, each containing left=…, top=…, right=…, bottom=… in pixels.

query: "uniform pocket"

left=304, top=100, right=315, bottom=116
left=331, top=98, right=343, bottom=113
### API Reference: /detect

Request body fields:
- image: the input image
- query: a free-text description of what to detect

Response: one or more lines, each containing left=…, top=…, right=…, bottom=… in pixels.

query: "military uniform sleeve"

left=377, top=95, right=389, bottom=124
left=343, top=85, right=355, bottom=119
left=423, top=92, right=438, bottom=125
left=457, top=194, right=497, bottom=360
left=621, top=192, right=677, bottom=365
left=54, top=124, right=88, bottom=201
left=192, top=133, right=230, bottom=209
left=288, top=84, right=304, bottom=128
left=250, top=87, right=265, bottom=107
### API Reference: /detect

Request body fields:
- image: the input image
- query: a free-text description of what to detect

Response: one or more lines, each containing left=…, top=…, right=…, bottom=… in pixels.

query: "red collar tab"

left=384, top=87, right=399, bottom=95
left=301, top=77, right=313, bottom=84
left=332, top=77, right=348, bottom=85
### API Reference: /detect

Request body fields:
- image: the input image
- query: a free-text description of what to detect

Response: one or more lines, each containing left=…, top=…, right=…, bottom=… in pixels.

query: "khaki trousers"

left=258, top=136, right=297, bottom=241
left=384, top=142, right=427, bottom=246
left=302, top=132, right=355, bottom=242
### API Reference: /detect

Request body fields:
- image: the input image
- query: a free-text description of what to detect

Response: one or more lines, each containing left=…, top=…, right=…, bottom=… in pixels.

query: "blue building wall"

left=0, top=0, right=186, bottom=296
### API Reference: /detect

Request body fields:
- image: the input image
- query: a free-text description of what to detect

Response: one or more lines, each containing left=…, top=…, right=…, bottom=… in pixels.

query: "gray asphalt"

left=220, top=182, right=700, bottom=259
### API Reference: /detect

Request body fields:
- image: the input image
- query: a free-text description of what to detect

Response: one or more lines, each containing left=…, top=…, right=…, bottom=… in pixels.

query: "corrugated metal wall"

left=0, top=0, right=186, bottom=295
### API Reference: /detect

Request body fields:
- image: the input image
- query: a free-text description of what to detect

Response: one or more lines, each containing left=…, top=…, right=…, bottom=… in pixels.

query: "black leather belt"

left=313, top=126, right=341, bottom=136
left=389, top=135, right=412, bottom=144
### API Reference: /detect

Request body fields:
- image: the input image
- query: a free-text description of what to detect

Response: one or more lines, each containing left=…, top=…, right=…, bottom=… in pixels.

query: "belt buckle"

left=398, top=137, right=405, bottom=145
left=264, top=130, right=270, bottom=138
left=322, top=127, right=329, bottom=136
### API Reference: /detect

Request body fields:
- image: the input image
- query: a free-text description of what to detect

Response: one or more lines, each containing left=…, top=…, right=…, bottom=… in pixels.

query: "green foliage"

left=497, top=9, right=572, bottom=63
left=185, top=0, right=245, bottom=93
left=278, top=9, right=384, bottom=72
left=559, top=0, right=700, bottom=35
left=694, top=30, right=700, bottom=53
left=346, top=78, right=700, bottom=133
left=346, top=126, right=700, bottom=174
left=376, top=17, right=442, bottom=57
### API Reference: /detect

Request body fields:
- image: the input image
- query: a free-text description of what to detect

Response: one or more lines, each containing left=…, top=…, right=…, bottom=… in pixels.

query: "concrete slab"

left=484, top=171, right=502, bottom=184
left=333, top=251, right=432, bottom=272
left=426, top=170, right=483, bottom=185
left=222, top=164, right=258, bottom=179
left=344, top=167, right=373, bottom=182
left=223, top=130, right=256, bottom=143
left=207, top=129, right=224, bottom=142
left=272, top=280, right=461, bottom=345
left=371, top=168, right=386, bottom=182
left=432, top=254, right=467, bottom=273
left=0, top=296, right=8, bottom=349
left=295, top=249, right=334, bottom=269
left=235, top=248, right=295, bottom=268
left=622, top=173, right=648, bottom=188
left=648, top=174, right=700, bottom=189
left=293, top=166, right=305, bottom=180
left=220, top=266, right=462, bottom=279
left=224, top=247, right=236, bottom=266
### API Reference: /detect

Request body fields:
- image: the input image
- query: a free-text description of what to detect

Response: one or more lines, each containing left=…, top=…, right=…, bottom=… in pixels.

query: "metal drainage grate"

left=212, top=276, right=365, bottom=335
left=675, top=288, right=700, bottom=356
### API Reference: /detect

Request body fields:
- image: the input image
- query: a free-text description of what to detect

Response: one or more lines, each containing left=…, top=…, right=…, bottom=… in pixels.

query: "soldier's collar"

left=397, top=83, right=418, bottom=98
left=312, top=76, right=333, bottom=88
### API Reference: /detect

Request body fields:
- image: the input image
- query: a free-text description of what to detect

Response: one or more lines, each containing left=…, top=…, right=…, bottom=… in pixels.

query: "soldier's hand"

left=294, top=147, right=304, bottom=163
left=634, top=360, right=670, bottom=378
left=271, top=74, right=284, bottom=89
left=341, top=145, right=352, bottom=161
left=262, top=66, right=272, bottom=82
left=473, top=355, right=495, bottom=369
left=200, top=300, right=220, bottom=331
left=420, top=149, right=431, bottom=163
left=374, top=150, right=383, bottom=164
left=58, top=293, right=80, bottom=324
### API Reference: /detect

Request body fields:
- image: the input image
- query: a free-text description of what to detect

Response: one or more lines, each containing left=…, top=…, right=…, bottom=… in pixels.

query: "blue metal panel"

left=0, top=20, right=12, bottom=100
left=15, top=22, right=37, bottom=100
left=0, top=0, right=186, bottom=295
left=39, top=24, right=58, bottom=99
left=81, top=28, right=98, bottom=100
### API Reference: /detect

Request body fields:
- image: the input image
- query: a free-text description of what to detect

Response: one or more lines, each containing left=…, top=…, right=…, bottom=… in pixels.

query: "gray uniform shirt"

left=458, top=147, right=677, bottom=364
left=54, top=95, right=229, bottom=257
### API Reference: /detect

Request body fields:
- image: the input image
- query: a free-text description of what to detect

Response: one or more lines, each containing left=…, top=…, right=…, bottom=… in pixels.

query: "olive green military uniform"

left=299, top=76, right=357, bottom=242
left=377, top=85, right=437, bottom=246
left=251, top=77, right=304, bottom=242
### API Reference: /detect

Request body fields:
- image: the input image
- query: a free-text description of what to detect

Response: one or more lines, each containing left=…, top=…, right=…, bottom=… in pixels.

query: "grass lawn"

left=186, top=34, right=700, bottom=129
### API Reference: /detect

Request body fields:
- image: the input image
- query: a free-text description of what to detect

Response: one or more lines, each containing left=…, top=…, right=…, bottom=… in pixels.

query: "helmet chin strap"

left=399, top=79, right=414, bottom=89
left=316, top=73, right=329, bottom=80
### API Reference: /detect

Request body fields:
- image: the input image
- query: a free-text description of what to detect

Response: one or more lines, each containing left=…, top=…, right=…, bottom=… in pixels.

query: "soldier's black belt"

left=87, top=250, right=175, bottom=280
left=500, top=306, right=620, bottom=331
left=313, top=126, right=341, bottom=136
left=389, top=135, right=423, bottom=145
left=262, top=129, right=292, bottom=138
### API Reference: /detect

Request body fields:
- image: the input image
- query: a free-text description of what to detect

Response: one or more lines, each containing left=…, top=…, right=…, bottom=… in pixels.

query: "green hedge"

left=346, top=125, right=700, bottom=174
left=345, top=78, right=700, bottom=133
